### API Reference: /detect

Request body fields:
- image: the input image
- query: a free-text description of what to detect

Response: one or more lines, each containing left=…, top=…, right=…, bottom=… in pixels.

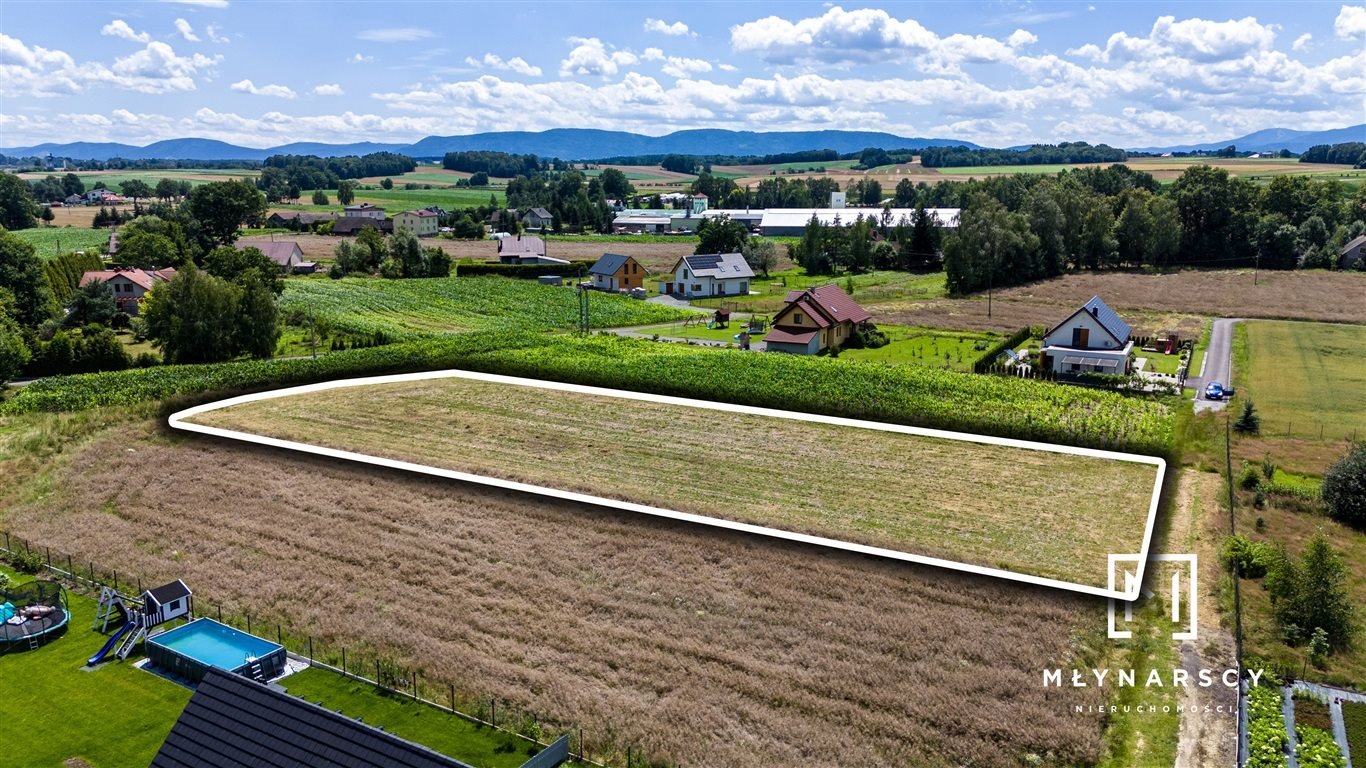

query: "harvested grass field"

left=183, top=376, right=1159, bottom=589
left=1243, top=320, right=1366, bottom=441
left=3, top=417, right=1109, bottom=767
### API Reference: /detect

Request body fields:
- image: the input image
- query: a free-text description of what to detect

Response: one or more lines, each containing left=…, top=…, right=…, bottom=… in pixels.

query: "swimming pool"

left=147, top=618, right=286, bottom=683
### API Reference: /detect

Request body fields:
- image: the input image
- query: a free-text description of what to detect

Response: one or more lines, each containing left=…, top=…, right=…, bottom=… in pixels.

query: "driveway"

left=1192, top=318, right=1240, bottom=413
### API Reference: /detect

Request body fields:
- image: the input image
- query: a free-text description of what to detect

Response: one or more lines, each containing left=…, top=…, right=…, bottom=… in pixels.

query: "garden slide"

left=87, top=622, right=133, bottom=666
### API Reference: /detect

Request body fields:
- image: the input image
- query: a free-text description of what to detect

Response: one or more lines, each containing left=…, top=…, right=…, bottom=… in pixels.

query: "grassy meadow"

left=1242, top=320, right=1366, bottom=441
left=8, top=226, right=111, bottom=258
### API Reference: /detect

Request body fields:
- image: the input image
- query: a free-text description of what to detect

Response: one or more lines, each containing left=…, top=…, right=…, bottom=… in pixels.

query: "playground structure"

left=88, top=579, right=193, bottom=665
left=0, top=580, right=70, bottom=652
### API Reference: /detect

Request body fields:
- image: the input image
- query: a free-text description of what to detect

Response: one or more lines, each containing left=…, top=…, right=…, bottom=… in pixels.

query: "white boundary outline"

left=167, top=369, right=1166, bottom=601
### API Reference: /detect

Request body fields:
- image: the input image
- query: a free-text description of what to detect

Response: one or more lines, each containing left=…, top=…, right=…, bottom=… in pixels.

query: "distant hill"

left=2, top=129, right=983, bottom=163
left=1128, top=124, right=1365, bottom=154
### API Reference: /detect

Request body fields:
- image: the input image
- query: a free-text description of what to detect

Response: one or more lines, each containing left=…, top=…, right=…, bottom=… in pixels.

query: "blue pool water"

left=149, top=618, right=282, bottom=671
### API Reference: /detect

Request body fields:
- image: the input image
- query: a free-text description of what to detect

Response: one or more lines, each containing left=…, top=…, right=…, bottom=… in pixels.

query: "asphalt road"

left=1192, top=318, right=1240, bottom=413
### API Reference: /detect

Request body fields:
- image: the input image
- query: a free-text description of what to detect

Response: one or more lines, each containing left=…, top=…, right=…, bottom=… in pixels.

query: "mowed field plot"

left=182, top=375, right=1162, bottom=591
left=1244, top=320, right=1366, bottom=440
left=3, top=417, right=1109, bottom=767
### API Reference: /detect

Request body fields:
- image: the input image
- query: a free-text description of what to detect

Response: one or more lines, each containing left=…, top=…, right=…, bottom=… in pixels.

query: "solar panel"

left=688, top=254, right=723, bottom=272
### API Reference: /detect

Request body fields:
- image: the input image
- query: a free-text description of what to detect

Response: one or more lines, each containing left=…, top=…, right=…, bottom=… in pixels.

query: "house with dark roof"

left=151, top=668, right=482, bottom=768
left=266, top=211, right=338, bottom=229
left=1040, top=295, right=1134, bottom=375
left=332, top=216, right=394, bottom=236
left=1341, top=233, right=1366, bottom=270
left=234, top=240, right=316, bottom=273
left=588, top=253, right=645, bottom=291
left=496, top=234, right=567, bottom=265
left=79, top=267, right=177, bottom=315
left=521, top=206, right=553, bottom=230
left=765, top=284, right=872, bottom=355
left=658, top=253, right=753, bottom=298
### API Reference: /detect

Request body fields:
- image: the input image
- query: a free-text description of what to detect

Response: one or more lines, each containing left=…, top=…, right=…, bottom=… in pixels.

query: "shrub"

left=1262, top=454, right=1276, bottom=480
left=1221, top=534, right=1274, bottom=578
left=0, top=571, right=10, bottom=591
left=1321, top=443, right=1366, bottom=528
left=5, top=549, right=43, bottom=574
left=1239, top=461, right=1262, bottom=490
left=1234, top=399, right=1262, bottom=433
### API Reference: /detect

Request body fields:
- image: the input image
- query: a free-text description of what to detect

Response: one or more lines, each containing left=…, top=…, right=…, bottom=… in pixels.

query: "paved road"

left=1192, top=318, right=1241, bottom=413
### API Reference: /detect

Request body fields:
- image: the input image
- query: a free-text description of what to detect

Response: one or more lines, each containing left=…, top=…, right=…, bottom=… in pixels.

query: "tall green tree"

left=62, top=173, right=85, bottom=197
left=185, top=180, right=267, bottom=246
left=142, top=267, right=243, bottom=364
left=740, top=238, right=778, bottom=277
left=1322, top=443, right=1366, bottom=527
left=203, top=245, right=284, bottom=295
left=942, top=195, right=1039, bottom=296
left=311, top=190, right=329, bottom=205
left=0, top=227, right=54, bottom=325
left=1113, top=191, right=1155, bottom=267
left=1267, top=532, right=1356, bottom=650
left=120, top=179, right=152, bottom=205
left=65, top=279, right=117, bottom=327
left=0, top=172, right=37, bottom=230
left=155, top=178, right=180, bottom=201
left=0, top=292, right=31, bottom=385
left=695, top=215, right=749, bottom=255
left=111, top=230, right=177, bottom=270
left=336, top=180, right=356, bottom=205
left=234, top=275, right=281, bottom=359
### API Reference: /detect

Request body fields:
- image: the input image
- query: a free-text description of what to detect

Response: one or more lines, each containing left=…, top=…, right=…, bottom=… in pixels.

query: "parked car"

left=1204, top=381, right=1225, bottom=400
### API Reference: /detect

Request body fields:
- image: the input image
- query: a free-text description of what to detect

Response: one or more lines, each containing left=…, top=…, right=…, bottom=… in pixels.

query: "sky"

left=0, top=1, right=1363, bottom=149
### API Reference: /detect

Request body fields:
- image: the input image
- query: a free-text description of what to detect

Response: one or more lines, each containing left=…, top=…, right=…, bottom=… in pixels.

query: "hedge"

left=455, top=261, right=596, bottom=279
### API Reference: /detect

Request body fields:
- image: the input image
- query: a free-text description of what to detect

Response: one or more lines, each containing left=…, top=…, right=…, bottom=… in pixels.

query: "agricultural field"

left=279, top=276, right=689, bottom=340
left=16, top=168, right=259, bottom=190
left=838, top=325, right=997, bottom=371
left=184, top=375, right=1160, bottom=589
left=293, top=186, right=506, bottom=212
left=7, top=226, right=110, bottom=258
left=2, top=415, right=1113, bottom=767
left=1241, top=320, right=1366, bottom=442
left=1344, top=701, right=1366, bottom=764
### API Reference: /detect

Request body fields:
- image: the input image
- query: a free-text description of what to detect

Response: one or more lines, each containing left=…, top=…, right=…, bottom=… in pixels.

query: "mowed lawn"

left=186, top=376, right=1160, bottom=589
left=1244, top=320, right=1366, bottom=441
left=0, top=567, right=191, bottom=768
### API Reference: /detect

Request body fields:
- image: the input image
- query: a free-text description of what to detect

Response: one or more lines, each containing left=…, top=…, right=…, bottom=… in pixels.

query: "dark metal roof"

left=1044, top=295, right=1131, bottom=346
left=150, top=668, right=479, bottom=768
left=589, top=253, right=632, bottom=276
left=144, top=579, right=192, bottom=606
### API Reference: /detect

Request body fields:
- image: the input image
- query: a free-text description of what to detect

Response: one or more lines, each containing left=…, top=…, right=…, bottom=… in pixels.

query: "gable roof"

left=498, top=235, right=546, bottom=257
left=80, top=267, right=172, bottom=292
left=589, top=253, right=634, bottom=275
left=344, top=203, right=384, bottom=212
left=332, top=217, right=393, bottom=235
left=1044, top=295, right=1131, bottom=345
left=525, top=207, right=553, bottom=219
left=1343, top=234, right=1366, bottom=253
left=145, top=579, right=191, bottom=606
left=778, top=284, right=871, bottom=327
left=399, top=209, right=439, bottom=219
left=151, top=668, right=478, bottom=768
left=235, top=240, right=301, bottom=267
left=678, top=253, right=754, bottom=279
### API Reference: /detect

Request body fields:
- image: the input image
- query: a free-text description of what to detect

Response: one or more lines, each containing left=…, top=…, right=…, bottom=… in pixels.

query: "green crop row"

left=3, top=333, right=1172, bottom=455
left=1345, top=701, right=1366, bottom=768
left=1246, top=685, right=1289, bottom=768
left=1295, top=724, right=1347, bottom=768
left=279, top=277, right=689, bottom=340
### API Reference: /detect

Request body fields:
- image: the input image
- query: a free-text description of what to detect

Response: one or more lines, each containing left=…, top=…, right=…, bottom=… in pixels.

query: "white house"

left=522, top=207, right=554, bottom=230
left=394, top=209, right=439, bottom=237
left=342, top=203, right=386, bottom=220
left=1040, top=296, right=1134, bottom=376
left=658, top=253, right=753, bottom=298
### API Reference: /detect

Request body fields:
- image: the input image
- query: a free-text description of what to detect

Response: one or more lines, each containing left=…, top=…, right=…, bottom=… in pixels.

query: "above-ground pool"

left=147, top=618, right=286, bottom=683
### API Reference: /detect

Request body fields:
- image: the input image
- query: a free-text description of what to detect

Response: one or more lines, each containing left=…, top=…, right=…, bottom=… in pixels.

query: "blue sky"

left=1, top=1, right=1363, bottom=148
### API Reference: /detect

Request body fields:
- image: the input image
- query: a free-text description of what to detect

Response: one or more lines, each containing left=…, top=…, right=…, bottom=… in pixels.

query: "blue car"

left=1204, top=381, right=1225, bottom=400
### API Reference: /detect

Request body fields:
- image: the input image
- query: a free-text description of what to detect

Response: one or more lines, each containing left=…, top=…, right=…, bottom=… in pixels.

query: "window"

left=168, top=599, right=180, bottom=612
left=793, top=313, right=803, bottom=325
left=692, top=284, right=702, bottom=292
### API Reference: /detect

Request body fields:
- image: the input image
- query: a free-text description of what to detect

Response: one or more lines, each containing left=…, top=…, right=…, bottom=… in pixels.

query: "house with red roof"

left=764, top=284, right=871, bottom=355
left=79, top=267, right=177, bottom=315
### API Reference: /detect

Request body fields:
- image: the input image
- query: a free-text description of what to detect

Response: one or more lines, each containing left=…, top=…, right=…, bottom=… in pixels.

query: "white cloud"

left=1292, top=33, right=1313, bottom=50
left=1073, top=15, right=1277, bottom=63
left=718, top=63, right=738, bottom=72
left=559, top=37, right=638, bottom=77
left=174, top=18, right=202, bottom=42
left=312, top=83, right=344, bottom=96
left=349, top=53, right=373, bottom=63
left=2, top=33, right=221, bottom=97
left=1335, top=5, right=1366, bottom=38
left=641, top=47, right=665, bottom=61
left=1007, top=29, right=1038, bottom=48
left=101, top=20, right=151, bottom=44
left=644, top=18, right=693, bottom=37
left=463, top=52, right=542, bottom=77
left=205, top=25, right=230, bottom=44
left=230, top=79, right=298, bottom=98
left=357, top=28, right=434, bottom=43
left=661, top=56, right=713, bottom=78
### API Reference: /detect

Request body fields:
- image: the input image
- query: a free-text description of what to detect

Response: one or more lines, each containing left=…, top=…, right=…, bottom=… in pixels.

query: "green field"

left=691, top=270, right=946, bottom=314
left=0, top=566, right=193, bottom=767
left=281, top=276, right=690, bottom=340
left=19, top=169, right=258, bottom=190
left=935, top=164, right=1086, bottom=175
left=8, top=226, right=111, bottom=258
left=1244, top=320, right=1366, bottom=440
left=839, top=325, right=997, bottom=371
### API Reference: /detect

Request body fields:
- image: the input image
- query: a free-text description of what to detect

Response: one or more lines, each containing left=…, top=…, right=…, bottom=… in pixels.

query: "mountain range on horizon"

left=2, top=125, right=1361, bottom=163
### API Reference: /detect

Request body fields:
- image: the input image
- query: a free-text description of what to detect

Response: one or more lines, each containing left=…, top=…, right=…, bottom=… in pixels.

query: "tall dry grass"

left=7, top=421, right=1107, bottom=766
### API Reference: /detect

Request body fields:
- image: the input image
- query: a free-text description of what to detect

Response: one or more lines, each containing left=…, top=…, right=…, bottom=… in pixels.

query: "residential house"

left=150, top=668, right=484, bottom=768
left=758, top=207, right=960, bottom=237
left=64, top=194, right=84, bottom=206
left=1040, top=295, right=1134, bottom=376
left=234, top=240, right=316, bottom=274
left=658, top=253, right=753, bottom=298
left=79, top=267, right=176, bottom=315
left=1341, top=234, right=1366, bottom=270
left=394, top=209, right=440, bottom=237
left=764, top=284, right=871, bottom=355
left=331, top=217, right=393, bottom=236
left=521, top=207, right=554, bottom=230
left=496, top=234, right=568, bottom=265
left=588, top=253, right=645, bottom=291
left=265, top=211, right=337, bottom=229
left=612, top=213, right=671, bottom=234
left=342, top=203, right=386, bottom=220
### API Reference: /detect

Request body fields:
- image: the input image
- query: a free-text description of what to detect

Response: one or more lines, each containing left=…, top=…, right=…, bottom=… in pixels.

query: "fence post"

left=89, top=562, right=95, bottom=585
left=308, top=636, right=313, bottom=662
left=246, top=613, right=251, bottom=634
left=277, top=625, right=283, bottom=646
left=375, top=659, right=381, bottom=688
left=342, top=647, right=347, bottom=676
left=492, top=697, right=497, bottom=727
left=217, top=605, right=222, bottom=622
left=450, top=684, right=455, bottom=713
left=113, top=571, right=117, bottom=592
left=67, top=554, right=73, bottom=577
left=45, top=546, right=50, bottom=567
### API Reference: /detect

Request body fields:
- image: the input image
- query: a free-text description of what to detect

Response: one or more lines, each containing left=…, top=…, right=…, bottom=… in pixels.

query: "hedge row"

left=455, top=261, right=596, bottom=279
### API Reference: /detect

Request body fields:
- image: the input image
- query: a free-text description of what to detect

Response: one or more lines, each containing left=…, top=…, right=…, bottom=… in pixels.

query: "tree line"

left=1299, top=142, right=1366, bottom=167
left=920, top=142, right=1128, bottom=168
left=441, top=151, right=546, bottom=178
left=256, top=153, right=416, bottom=201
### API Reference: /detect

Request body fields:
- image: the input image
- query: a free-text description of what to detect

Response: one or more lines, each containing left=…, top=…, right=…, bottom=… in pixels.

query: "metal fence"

left=0, top=531, right=683, bottom=768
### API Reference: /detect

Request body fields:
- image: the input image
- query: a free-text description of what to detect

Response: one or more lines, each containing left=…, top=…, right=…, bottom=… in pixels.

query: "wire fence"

left=0, top=531, right=679, bottom=768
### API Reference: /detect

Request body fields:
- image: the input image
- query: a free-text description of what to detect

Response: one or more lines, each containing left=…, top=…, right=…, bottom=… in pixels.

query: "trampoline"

left=0, top=580, right=70, bottom=648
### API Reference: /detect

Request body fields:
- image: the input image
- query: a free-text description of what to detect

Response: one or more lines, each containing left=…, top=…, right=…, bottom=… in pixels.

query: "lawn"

left=1134, top=350, right=1185, bottom=375
left=1243, top=320, right=1366, bottom=441
left=279, top=276, right=690, bottom=340
left=839, top=325, right=996, bottom=371
left=690, top=270, right=946, bottom=314
left=8, top=226, right=111, bottom=259
left=634, top=318, right=759, bottom=344
left=282, top=669, right=546, bottom=768
left=185, top=374, right=1161, bottom=590
left=0, top=566, right=192, bottom=768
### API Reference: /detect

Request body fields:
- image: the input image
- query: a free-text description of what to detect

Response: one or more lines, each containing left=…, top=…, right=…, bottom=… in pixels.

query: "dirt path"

left=1170, top=468, right=1240, bottom=767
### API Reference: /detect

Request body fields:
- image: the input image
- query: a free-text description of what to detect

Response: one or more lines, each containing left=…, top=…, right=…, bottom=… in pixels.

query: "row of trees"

left=442, top=151, right=545, bottom=178
left=256, top=153, right=416, bottom=201
left=505, top=171, right=615, bottom=232
left=919, top=142, right=1129, bottom=168
left=1299, top=142, right=1366, bottom=167
left=330, top=227, right=452, bottom=279
left=790, top=207, right=943, bottom=275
